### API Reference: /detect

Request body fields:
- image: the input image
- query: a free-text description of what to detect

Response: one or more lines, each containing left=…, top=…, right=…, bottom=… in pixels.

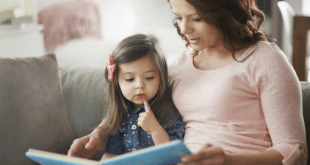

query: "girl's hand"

left=178, top=144, right=230, bottom=165
left=137, top=97, right=161, bottom=133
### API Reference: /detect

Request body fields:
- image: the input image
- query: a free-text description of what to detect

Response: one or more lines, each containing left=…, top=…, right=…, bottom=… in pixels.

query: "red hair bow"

left=107, top=55, right=116, bottom=81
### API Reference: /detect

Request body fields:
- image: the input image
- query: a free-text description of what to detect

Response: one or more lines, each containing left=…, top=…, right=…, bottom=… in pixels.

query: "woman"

left=68, top=0, right=307, bottom=164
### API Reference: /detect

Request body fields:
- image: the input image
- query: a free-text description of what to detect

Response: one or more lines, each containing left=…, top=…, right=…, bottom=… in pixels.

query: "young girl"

left=100, top=34, right=185, bottom=159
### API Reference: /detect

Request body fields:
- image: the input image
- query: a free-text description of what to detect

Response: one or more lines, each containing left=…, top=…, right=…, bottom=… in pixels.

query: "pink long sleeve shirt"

left=169, top=41, right=307, bottom=165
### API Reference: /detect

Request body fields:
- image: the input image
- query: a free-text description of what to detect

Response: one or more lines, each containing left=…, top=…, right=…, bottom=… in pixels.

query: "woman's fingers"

left=180, top=144, right=227, bottom=165
left=181, top=143, right=213, bottom=161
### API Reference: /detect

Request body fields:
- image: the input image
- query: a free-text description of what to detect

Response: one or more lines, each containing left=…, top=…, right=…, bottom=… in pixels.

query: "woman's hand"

left=68, top=122, right=109, bottom=158
left=178, top=144, right=230, bottom=165
left=137, top=97, right=161, bottom=133
left=67, top=133, right=101, bottom=158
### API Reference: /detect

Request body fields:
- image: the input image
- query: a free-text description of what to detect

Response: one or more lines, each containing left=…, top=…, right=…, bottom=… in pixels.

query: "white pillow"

left=55, top=37, right=115, bottom=65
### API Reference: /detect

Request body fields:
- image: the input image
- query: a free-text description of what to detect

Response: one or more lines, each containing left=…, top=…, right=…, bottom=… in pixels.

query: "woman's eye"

left=125, top=78, right=134, bottom=82
left=146, top=77, right=154, bottom=80
left=175, top=16, right=182, bottom=21
left=192, top=18, right=202, bottom=22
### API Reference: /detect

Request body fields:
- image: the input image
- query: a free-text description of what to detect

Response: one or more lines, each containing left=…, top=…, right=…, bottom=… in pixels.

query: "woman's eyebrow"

left=172, top=12, right=199, bottom=17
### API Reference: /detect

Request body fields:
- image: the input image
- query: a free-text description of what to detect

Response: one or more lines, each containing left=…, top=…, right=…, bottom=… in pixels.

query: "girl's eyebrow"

left=121, top=70, right=157, bottom=75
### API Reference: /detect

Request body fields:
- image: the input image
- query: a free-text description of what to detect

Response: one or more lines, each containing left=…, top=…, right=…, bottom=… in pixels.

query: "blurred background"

left=0, top=0, right=309, bottom=73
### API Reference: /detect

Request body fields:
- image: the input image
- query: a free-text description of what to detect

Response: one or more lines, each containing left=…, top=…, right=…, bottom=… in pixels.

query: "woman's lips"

left=189, top=38, right=199, bottom=44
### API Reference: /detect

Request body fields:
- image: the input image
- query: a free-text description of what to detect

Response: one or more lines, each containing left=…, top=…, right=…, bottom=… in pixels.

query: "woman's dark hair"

left=99, top=34, right=179, bottom=135
left=168, top=0, right=272, bottom=60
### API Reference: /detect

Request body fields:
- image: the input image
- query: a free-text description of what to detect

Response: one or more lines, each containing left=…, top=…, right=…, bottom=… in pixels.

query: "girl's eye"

left=125, top=78, right=134, bottom=82
left=192, top=18, right=202, bottom=22
left=146, top=77, right=154, bottom=80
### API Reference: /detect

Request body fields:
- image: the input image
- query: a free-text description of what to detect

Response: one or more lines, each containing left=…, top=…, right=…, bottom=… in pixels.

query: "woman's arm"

left=179, top=144, right=283, bottom=165
left=67, top=119, right=109, bottom=158
left=254, top=44, right=307, bottom=164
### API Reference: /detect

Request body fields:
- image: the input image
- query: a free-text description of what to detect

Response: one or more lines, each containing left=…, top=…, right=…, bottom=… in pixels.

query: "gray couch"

left=0, top=54, right=309, bottom=165
left=0, top=54, right=106, bottom=164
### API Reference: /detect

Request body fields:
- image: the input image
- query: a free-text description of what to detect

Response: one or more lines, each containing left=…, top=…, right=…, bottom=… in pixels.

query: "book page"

left=27, top=149, right=99, bottom=165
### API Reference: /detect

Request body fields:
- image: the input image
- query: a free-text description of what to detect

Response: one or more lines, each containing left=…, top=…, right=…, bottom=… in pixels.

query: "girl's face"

left=170, top=0, right=223, bottom=51
left=118, top=54, right=160, bottom=110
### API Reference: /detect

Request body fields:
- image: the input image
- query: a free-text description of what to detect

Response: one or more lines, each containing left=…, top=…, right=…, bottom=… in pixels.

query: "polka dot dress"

left=105, top=101, right=185, bottom=155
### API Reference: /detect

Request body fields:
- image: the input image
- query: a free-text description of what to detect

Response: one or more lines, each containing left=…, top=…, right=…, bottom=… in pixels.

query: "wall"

left=302, top=0, right=310, bottom=15
left=0, top=0, right=185, bottom=63
left=285, top=0, right=303, bottom=15
left=0, top=0, right=37, bottom=23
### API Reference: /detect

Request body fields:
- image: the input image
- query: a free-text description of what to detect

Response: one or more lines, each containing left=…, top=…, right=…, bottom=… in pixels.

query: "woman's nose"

left=179, top=20, right=192, bottom=34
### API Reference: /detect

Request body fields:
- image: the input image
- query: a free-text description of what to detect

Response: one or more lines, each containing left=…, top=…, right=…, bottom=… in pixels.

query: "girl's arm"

left=149, top=124, right=170, bottom=145
left=137, top=98, right=170, bottom=145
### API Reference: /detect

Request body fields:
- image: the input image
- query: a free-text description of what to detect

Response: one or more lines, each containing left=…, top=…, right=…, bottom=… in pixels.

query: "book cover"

left=25, top=140, right=191, bottom=165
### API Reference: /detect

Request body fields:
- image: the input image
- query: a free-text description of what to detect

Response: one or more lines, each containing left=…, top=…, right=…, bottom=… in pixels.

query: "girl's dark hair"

left=99, top=34, right=179, bottom=135
left=168, top=0, right=272, bottom=60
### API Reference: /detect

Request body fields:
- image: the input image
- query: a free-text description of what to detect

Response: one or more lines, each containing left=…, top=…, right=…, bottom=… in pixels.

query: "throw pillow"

left=0, top=54, right=75, bottom=165
left=38, top=0, right=101, bottom=54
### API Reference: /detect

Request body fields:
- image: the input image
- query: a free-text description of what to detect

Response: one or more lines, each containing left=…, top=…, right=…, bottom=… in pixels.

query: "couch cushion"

left=59, top=63, right=107, bottom=160
left=59, top=63, right=106, bottom=138
left=0, top=54, right=75, bottom=165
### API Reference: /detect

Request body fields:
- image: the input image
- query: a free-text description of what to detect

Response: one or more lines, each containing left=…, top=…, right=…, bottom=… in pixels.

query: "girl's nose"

left=135, top=79, right=145, bottom=89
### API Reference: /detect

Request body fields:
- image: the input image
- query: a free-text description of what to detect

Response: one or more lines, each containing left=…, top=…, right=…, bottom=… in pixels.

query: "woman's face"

left=170, top=0, right=223, bottom=51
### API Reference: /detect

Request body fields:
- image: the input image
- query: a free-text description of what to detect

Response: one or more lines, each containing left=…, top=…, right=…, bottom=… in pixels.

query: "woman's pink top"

left=169, top=41, right=307, bottom=165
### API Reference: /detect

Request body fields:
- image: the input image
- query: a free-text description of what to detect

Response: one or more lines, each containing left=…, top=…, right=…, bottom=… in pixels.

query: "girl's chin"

left=132, top=103, right=143, bottom=110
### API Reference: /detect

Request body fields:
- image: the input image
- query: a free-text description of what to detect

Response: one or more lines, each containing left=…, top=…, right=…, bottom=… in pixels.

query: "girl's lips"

left=136, top=94, right=145, bottom=98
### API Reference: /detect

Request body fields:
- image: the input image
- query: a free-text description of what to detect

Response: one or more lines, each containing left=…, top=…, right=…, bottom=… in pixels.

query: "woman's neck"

left=193, top=44, right=248, bottom=71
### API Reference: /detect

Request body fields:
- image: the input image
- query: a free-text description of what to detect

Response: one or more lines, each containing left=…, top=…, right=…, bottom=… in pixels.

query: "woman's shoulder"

left=247, top=41, right=296, bottom=80
left=244, top=41, right=291, bottom=67
left=251, top=41, right=288, bottom=59
left=168, top=49, right=192, bottom=67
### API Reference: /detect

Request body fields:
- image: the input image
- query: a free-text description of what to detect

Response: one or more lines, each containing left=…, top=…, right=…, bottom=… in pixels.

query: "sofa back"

left=59, top=64, right=310, bottom=163
left=59, top=64, right=107, bottom=139
left=301, top=81, right=310, bottom=165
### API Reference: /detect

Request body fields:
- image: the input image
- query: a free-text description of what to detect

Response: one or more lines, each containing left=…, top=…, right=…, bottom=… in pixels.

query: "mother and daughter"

left=68, top=0, right=307, bottom=164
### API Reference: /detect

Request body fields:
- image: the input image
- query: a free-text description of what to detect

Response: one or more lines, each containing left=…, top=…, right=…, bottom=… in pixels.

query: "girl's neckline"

left=189, top=43, right=257, bottom=72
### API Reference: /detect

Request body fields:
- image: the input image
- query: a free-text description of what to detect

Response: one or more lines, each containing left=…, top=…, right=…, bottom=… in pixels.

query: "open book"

left=25, top=140, right=191, bottom=165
